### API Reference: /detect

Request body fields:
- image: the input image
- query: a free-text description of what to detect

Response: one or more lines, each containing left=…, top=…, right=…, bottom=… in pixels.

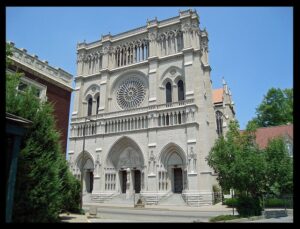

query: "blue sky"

left=6, top=7, right=293, bottom=152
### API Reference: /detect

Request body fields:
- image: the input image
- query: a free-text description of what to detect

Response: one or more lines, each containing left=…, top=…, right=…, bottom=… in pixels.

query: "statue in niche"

left=95, top=154, right=101, bottom=176
left=148, top=151, right=156, bottom=175
left=126, top=168, right=131, bottom=190
left=188, top=147, right=197, bottom=173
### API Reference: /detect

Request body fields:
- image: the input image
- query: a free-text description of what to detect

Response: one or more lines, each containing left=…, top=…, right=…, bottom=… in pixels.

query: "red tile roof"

left=244, top=124, right=293, bottom=149
left=212, top=88, right=223, bottom=103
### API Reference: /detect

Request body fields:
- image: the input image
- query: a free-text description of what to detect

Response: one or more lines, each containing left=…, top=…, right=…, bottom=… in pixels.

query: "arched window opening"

left=96, top=95, right=100, bottom=114
left=87, top=97, right=93, bottom=116
left=177, top=80, right=185, bottom=101
left=178, top=112, right=182, bottom=124
left=216, top=111, right=223, bottom=136
left=166, top=82, right=172, bottom=103
left=166, top=114, right=170, bottom=126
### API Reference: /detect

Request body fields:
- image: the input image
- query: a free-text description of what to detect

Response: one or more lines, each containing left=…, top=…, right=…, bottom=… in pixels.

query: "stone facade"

left=212, top=79, right=236, bottom=137
left=7, top=43, right=73, bottom=154
left=68, top=9, right=235, bottom=206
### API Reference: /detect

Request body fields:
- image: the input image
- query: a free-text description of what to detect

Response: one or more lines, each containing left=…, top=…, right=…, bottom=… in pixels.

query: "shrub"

left=264, top=198, right=293, bottom=208
left=209, top=215, right=241, bottom=222
left=224, top=198, right=238, bottom=207
left=236, top=196, right=262, bottom=217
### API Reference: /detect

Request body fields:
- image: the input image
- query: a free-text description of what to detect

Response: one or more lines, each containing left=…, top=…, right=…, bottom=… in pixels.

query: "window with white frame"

left=17, top=76, right=47, bottom=101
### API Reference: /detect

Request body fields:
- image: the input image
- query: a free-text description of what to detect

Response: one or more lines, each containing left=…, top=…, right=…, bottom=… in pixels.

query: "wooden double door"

left=173, top=168, right=183, bottom=193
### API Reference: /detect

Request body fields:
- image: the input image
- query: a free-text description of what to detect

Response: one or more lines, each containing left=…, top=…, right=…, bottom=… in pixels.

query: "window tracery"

left=116, top=78, right=146, bottom=109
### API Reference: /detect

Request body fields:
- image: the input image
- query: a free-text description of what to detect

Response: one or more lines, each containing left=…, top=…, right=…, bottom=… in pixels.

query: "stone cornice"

left=8, top=42, right=73, bottom=91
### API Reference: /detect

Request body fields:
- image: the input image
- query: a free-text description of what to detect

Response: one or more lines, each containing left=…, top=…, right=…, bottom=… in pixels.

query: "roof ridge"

left=256, top=124, right=293, bottom=130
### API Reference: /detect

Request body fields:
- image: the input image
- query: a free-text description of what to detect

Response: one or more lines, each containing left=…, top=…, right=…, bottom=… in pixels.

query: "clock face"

left=116, top=77, right=146, bottom=109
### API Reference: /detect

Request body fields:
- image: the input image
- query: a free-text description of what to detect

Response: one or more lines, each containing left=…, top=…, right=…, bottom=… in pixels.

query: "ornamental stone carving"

left=116, top=77, right=146, bottom=109
left=149, top=32, right=157, bottom=42
left=200, top=36, right=209, bottom=53
left=182, top=23, right=191, bottom=33
left=188, top=147, right=197, bottom=173
left=148, top=151, right=156, bottom=175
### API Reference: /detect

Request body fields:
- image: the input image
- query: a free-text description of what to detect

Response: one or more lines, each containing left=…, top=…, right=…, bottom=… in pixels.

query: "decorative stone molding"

left=9, top=43, right=72, bottom=90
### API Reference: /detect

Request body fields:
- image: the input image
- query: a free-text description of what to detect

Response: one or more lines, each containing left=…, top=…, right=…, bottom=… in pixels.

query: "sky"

left=6, top=7, right=293, bottom=155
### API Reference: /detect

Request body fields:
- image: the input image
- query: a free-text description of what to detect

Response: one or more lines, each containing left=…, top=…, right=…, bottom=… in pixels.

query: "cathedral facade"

left=68, top=9, right=235, bottom=206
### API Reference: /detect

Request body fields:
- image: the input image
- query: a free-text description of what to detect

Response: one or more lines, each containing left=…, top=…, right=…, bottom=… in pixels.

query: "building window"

left=216, top=111, right=223, bottom=136
left=87, top=97, right=93, bottom=116
left=166, top=82, right=172, bottom=103
left=16, top=76, right=46, bottom=100
left=96, top=95, right=100, bottom=114
left=177, top=80, right=185, bottom=101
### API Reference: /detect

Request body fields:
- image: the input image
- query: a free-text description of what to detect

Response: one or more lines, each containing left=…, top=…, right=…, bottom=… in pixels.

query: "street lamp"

left=80, top=116, right=96, bottom=211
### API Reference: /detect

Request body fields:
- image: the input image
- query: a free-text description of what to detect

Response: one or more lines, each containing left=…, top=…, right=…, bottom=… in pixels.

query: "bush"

left=236, top=196, right=262, bottom=217
left=264, top=198, right=293, bottom=208
left=224, top=198, right=238, bottom=207
left=209, top=215, right=241, bottom=222
left=58, top=157, right=81, bottom=213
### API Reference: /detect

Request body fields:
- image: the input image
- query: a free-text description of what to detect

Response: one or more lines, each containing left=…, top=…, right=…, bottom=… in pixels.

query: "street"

left=85, top=205, right=234, bottom=222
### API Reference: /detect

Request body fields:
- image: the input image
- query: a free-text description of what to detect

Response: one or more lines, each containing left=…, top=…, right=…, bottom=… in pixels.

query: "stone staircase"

left=105, top=194, right=140, bottom=205
left=158, top=193, right=187, bottom=206
left=90, top=193, right=118, bottom=203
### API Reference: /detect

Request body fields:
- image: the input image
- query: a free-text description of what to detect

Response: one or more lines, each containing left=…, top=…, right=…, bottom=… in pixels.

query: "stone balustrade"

left=70, top=99, right=197, bottom=138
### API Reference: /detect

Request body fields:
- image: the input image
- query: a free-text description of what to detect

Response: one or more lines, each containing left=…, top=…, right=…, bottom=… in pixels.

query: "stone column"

left=126, top=168, right=132, bottom=199
left=72, top=78, right=82, bottom=118
left=99, top=72, right=108, bottom=113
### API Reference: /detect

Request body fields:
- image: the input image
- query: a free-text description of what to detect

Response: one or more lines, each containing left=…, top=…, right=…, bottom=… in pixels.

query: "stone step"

left=158, top=194, right=187, bottom=206
left=105, top=194, right=140, bottom=204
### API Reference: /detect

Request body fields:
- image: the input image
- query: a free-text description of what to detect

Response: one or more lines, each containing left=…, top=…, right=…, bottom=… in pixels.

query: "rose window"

left=116, top=78, right=146, bottom=109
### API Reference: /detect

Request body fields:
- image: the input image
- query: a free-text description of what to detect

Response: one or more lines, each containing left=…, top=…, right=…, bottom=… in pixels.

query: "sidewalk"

left=59, top=202, right=232, bottom=223
left=59, top=212, right=89, bottom=223
left=83, top=201, right=232, bottom=212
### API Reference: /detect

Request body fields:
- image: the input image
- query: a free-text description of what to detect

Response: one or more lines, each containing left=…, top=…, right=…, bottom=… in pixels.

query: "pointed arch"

left=158, top=142, right=187, bottom=167
left=177, top=79, right=185, bottom=101
left=75, top=150, right=95, bottom=172
left=166, top=82, right=172, bottom=103
left=105, top=136, right=145, bottom=170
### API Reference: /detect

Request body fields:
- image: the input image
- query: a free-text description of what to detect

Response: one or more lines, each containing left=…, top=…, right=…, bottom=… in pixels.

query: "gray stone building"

left=68, top=9, right=235, bottom=206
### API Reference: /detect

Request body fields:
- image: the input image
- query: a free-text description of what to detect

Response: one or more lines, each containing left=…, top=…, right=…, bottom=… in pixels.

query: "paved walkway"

left=83, top=201, right=232, bottom=212
left=59, top=203, right=293, bottom=223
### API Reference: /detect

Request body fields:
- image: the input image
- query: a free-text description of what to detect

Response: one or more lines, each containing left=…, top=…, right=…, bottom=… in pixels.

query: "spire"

left=222, top=77, right=229, bottom=94
left=222, top=76, right=226, bottom=85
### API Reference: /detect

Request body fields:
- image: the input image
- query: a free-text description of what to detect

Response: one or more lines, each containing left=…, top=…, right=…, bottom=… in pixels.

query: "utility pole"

left=80, top=116, right=96, bottom=211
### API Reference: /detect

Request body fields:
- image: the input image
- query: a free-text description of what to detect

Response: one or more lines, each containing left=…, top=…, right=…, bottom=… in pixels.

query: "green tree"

left=247, top=88, right=293, bottom=128
left=207, top=121, right=267, bottom=216
left=207, top=120, right=293, bottom=216
left=207, top=121, right=267, bottom=199
left=264, top=137, right=293, bottom=195
left=6, top=43, right=80, bottom=222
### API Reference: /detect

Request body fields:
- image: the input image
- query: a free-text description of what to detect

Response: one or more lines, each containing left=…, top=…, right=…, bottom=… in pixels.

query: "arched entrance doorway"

left=106, top=137, right=145, bottom=195
left=76, top=151, right=94, bottom=194
left=159, top=143, right=187, bottom=194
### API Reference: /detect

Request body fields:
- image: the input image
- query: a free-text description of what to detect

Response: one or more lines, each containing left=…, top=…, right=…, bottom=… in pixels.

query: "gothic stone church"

left=68, top=9, right=235, bottom=206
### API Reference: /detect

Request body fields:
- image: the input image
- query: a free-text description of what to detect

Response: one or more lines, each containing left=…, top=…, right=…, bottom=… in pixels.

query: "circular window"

left=116, top=78, right=146, bottom=109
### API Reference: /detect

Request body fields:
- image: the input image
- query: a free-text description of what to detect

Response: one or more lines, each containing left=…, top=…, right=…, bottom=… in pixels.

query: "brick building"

left=7, top=42, right=73, bottom=155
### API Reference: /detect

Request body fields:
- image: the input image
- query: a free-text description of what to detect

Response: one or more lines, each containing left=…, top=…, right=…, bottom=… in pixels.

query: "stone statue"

left=148, top=151, right=156, bottom=175
left=189, top=147, right=197, bottom=173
